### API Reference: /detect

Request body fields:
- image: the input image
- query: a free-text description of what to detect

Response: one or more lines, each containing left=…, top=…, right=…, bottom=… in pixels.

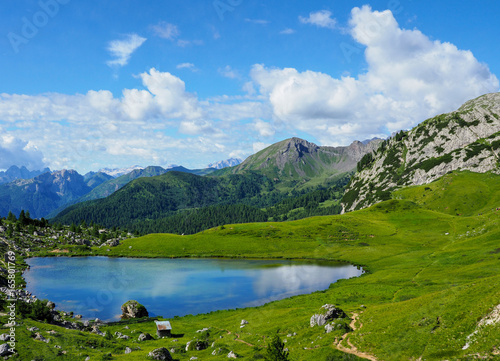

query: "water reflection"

left=24, top=257, right=362, bottom=321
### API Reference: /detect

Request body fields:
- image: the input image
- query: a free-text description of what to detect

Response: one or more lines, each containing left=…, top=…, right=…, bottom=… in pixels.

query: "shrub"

left=264, top=335, right=289, bottom=361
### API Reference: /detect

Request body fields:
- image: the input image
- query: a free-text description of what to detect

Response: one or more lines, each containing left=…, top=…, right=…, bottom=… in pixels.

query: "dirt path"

left=334, top=313, right=378, bottom=361
left=222, top=329, right=254, bottom=347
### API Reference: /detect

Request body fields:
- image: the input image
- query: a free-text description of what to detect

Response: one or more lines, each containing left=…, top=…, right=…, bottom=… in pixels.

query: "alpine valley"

left=0, top=93, right=499, bottom=361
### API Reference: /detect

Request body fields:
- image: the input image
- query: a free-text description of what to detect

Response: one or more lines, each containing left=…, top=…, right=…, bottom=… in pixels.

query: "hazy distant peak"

left=208, top=158, right=242, bottom=169
left=98, top=165, right=145, bottom=178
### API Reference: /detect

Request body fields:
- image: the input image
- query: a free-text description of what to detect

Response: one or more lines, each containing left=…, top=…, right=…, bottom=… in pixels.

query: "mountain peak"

left=208, top=158, right=242, bottom=170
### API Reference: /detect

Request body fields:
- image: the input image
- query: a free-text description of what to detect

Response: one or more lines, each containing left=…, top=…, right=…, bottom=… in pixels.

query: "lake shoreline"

left=23, top=256, right=364, bottom=321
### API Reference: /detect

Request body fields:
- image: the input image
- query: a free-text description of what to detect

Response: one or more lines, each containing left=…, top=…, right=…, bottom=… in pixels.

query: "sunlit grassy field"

left=9, top=171, right=500, bottom=360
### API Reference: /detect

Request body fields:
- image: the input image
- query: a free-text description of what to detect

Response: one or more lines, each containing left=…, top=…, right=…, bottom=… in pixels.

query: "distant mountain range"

left=0, top=140, right=378, bottom=222
left=52, top=137, right=380, bottom=232
left=208, top=158, right=242, bottom=169
left=97, top=165, right=145, bottom=178
left=0, top=165, right=51, bottom=184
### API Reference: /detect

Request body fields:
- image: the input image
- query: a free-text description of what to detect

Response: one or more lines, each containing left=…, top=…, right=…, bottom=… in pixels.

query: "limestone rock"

left=138, top=332, right=153, bottom=341
left=121, top=300, right=149, bottom=319
left=0, top=343, right=11, bottom=356
left=147, top=347, right=172, bottom=361
left=310, top=304, right=347, bottom=327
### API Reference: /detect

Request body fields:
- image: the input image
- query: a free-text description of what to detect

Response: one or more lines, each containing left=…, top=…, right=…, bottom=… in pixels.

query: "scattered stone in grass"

left=148, top=347, right=173, bottom=360
left=138, top=332, right=153, bottom=341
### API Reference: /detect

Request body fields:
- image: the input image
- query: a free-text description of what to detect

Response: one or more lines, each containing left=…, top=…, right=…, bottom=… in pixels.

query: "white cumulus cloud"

left=0, top=131, right=46, bottom=170
left=251, top=5, right=499, bottom=145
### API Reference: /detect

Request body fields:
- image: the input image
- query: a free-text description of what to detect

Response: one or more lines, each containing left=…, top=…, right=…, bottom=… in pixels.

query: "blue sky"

left=0, top=0, right=499, bottom=173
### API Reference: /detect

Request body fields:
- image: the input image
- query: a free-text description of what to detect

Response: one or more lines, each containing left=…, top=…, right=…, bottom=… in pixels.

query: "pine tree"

left=19, top=210, right=27, bottom=225
left=7, top=211, right=16, bottom=222
left=264, top=335, right=289, bottom=361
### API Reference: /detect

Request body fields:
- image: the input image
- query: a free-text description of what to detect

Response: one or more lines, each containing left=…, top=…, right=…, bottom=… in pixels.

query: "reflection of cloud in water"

left=245, top=265, right=362, bottom=307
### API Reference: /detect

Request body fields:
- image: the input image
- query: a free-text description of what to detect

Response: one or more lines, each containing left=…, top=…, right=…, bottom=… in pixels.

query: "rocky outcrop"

left=121, top=300, right=149, bottom=319
left=342, top=92, right=500, bottom=212
left=310, top=304, right=348, bottom=327
left=138, top=332, right=153, bottom=341
left=148, top=347, right=173, bottom=361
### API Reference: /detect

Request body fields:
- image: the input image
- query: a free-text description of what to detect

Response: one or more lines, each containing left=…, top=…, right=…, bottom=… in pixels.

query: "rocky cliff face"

left=0, top=169, right=92, bottom=219
left=0, top=166, right=51, bottom=184
left=229, top=137, right=383, bottom=186
left=342, top=92, right=500, bottom=212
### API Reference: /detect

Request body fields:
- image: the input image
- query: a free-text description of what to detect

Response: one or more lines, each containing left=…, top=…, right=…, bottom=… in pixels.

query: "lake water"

left=24, top=257, right=363, bottom=321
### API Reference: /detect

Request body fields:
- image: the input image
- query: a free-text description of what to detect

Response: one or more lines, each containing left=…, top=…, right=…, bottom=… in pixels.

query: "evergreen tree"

left=264, top=335, right=289, bottom=361
left=19, top=210, right=27, bottom=226
left=7, top=211, right=16, bottom=222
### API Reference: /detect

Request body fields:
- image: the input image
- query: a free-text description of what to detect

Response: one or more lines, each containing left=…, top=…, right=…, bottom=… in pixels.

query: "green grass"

left=14, top=171, right=500, bottom=360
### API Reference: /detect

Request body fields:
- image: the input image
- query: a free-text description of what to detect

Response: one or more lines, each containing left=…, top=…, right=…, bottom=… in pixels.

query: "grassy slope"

left=12, top=171, right=500, bottom=360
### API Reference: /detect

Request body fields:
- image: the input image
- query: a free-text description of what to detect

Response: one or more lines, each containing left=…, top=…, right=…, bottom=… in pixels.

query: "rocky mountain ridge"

left=342, top=92, right=500, bottom=212
left=225, top=137, right=383, bottom=188
left=0, top=165, right=51, bottom=184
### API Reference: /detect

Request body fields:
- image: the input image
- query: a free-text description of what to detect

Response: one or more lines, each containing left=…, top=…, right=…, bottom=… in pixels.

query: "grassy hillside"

left=342, top=92, right=500, bottom=212
left=19, top=170, right=500, bottom=360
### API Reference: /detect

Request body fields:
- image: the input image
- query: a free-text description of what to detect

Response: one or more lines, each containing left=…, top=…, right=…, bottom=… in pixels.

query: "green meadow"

left=8, top=171, right=500, bottom=360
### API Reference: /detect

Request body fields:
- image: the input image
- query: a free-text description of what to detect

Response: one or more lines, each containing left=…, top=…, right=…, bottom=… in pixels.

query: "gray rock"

left=310, top=304, right=347, bottom=327
left=46, top=301, right=55, bottom=309
left=138, top=332, right=153, bottom=341
left=0, top=343, right=11, bottom=356
left=125, top=347, right=132, bottom=354
left=34, top=333, right=49, bottom=343
left=0, top=334, right=10, bottom=341
left=228, top=350, right=238, bottom=358
left=121, top=300, right=149, bottom=319
left=147, top=347, right=173, bottom=360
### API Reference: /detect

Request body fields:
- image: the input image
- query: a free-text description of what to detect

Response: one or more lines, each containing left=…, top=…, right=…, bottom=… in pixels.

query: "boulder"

left=0, top=343, right=11, bottom=357
left=138, top=332, right=153, bottom=341
left=125, top=347, right=132, bottom=354
left=324, top=324, right=335, bottom=333
left=46, top=301, right=56, bottom=310
left=121, top=300, right=149, bottom=319
left=147, top=347, right=173, bottom=361
left=0, top=334, right=10, bottom=341
left=228, top=350, right=238, bottom=358
left=310, top=304, right=347, bottom=327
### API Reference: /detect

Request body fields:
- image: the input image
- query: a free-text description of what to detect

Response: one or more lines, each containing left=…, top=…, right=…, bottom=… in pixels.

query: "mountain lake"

left=24, top=257, right=363, bottom=321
